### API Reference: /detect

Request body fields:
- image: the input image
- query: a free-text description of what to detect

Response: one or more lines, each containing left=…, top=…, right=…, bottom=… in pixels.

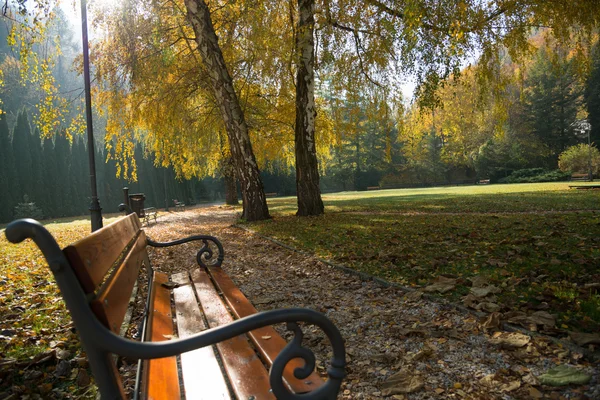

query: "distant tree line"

left=0, top=110, right=225, bottom=224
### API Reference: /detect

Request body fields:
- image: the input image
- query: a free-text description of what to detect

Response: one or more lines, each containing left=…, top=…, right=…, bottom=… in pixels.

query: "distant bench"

left=571, top=173, right=591, bottom=182
left=265, top=192, right=278, bottom=198
left=141, top=207, right=157, bottom=225
left=173, top=199, right=186, bottom=211
left=367, top=186, right=380, bottom=190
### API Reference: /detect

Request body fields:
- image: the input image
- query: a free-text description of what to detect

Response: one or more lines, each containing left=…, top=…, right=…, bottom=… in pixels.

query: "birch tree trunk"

left=295, top=0, right=324, bottom=216
left=184, top=0, right=269, bottom=221
left=224, top=157, right=239, bottom=205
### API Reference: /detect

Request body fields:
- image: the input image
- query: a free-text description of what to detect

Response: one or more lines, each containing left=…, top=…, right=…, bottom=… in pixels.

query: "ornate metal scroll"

left=147, top=235, right=224, bottom=268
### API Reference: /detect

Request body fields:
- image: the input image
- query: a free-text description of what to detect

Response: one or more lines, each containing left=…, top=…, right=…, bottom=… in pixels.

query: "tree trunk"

left=184, top=0, right=269, bottom=221
left=224, top=157, right=239, bottom=205
left=295, top=0, right=324, bottom=216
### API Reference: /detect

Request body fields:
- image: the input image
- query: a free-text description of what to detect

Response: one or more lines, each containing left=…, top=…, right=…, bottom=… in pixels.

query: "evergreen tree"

left=72, top=137, right=89, bottom=215
left=12, top=110, right=32, bottom=198
left=585, top=44, right=600, bottom=145
left=0, top=113, right=17, bottom=222
left=54, top=132, right=72, bottom=216
left=28, top=127, right=43, bottom=208
left=523, top=47, right=583, bottom=166
left=41, top=136, right=58, bottom=217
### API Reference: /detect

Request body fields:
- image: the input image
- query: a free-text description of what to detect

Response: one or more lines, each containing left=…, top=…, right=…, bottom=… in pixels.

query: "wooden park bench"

left=265, top=192, right=278, bottom=198
left=141, top=207, right=157, bottom=226
left=5, top=214, right=346, bottom=399
left=571, top=173, right=591, bottom=182
left=173, top=199, right=186, bottom=211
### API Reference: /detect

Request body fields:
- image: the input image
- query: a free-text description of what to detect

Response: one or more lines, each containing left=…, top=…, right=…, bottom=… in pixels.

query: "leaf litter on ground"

left=2, top=199, right=600, bottom=399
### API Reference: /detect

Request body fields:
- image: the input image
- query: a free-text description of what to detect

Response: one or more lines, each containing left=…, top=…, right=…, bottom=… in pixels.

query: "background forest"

left=0, top=2, right=599, bottom=223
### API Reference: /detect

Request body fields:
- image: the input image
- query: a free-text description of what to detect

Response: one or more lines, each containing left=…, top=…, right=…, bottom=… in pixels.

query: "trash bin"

left=129, top=193, right=146, bottom=218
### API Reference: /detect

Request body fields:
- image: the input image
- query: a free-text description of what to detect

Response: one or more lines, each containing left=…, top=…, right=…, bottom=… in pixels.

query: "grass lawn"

left=248, top=182, right=600, bottom=333
left=0, top=215, right=121, bottom=398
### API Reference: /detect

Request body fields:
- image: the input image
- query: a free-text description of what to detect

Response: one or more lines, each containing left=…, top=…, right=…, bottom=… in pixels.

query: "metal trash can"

left=129, top=193, right=146, bottom=218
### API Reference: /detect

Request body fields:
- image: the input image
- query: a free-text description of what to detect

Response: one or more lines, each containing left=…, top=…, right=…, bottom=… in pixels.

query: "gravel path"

left=145, top=206, right=599, bottom=400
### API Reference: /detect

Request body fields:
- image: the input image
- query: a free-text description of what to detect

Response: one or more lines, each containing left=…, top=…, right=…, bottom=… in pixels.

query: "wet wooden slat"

left=190, top=268, right=275, bottom=400
left=90, top=231, right=148, bottom=333
left=207, top=267, right=324, bottom=393
left=63, top=214, right=142, bottom=293
left=142, top=272, right=181, bottom=400
left=171, top=272, right=231, bottom=400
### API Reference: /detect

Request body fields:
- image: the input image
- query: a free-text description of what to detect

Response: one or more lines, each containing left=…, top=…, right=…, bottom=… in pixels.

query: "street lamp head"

left=571, top=119, right=591, bottom=138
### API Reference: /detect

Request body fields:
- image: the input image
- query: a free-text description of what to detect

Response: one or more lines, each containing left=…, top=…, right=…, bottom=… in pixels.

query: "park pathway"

left=144, top=206, right=599, bottom=400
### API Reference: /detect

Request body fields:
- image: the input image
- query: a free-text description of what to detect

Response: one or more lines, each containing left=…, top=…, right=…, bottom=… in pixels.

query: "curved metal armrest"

left=99, top=307, right=345, bottom=399
left=147, top=235, right=224, bottom=267
left=118, top=203, right=134, bottom=215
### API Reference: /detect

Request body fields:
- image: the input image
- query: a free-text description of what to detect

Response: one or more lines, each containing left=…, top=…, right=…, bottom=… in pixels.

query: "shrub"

left=558, top=144, right=600, bottom=175
left=13, top=195, right=44, bottom=220
left=498, top=169, right=571, bottom=183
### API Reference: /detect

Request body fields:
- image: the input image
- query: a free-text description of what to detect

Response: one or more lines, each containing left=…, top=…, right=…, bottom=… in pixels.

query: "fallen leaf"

left=479, top=374, right=499, bottom=388
left=489, top=332, right=530, bottom=349
left=569, top=331, right=600, bottom=347
left=161, top=281, right=180, bottom=289
left=507, top=311, right=555, bottom=331
left=528, top=386, right=543, bottom=398
left=523, top=373, right=539, bottom=386
left=480, top=302, right=501, bottom=313
left=462, top=294, right=479, bottom=308
left=405, top=346, right=434, bottom=362
left=469, top=275, right=489, bottom=288
left=54, top=359, right=71, bottom=378
left=423, top=276, right=457, bottom=294
left=500, top=380, right=521, bottom=392
left=39, top=383, right=53, bottom=394
left=404, top=291, right=423, bottom=301
left=480, top=312, right=501, bottom=331
left=471, top=285, right=502, bottom=298
left=56, top=348, right=71, bottom=360
left=539, top=365, right=591, bottom=386
left=77, top=369, right=91, bottom=387
left=381, top=369, right=425, bottom=395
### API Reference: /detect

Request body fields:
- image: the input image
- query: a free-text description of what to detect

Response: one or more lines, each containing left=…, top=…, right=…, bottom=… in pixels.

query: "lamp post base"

left=90, top=198, right=103, bottom=232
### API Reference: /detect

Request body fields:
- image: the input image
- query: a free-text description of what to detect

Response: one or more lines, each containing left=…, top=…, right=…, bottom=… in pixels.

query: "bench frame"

left=173, top=199, right=186, bottom=211
left=141, top=207, right=157, bottom=225
left=5, top=217, right=346, bottom=399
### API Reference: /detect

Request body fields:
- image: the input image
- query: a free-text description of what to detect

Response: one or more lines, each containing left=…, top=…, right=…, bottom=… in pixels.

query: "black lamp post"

left=81, top=0, right=103, bottom=231
left=585, top=122, right=593, bottom=182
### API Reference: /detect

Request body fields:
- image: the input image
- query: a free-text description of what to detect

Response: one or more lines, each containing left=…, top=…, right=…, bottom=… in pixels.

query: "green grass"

left=267, top=182, right=600, bottom=215
left=0, top=216, right=123, bottom=397
left=249, top=183, right=600, bottom=332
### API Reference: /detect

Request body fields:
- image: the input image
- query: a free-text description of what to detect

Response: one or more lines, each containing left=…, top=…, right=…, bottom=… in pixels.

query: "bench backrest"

left=63, top=214, right=148, bottom=333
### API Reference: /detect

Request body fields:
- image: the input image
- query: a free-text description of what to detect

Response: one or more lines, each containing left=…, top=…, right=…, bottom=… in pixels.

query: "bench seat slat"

left=190, top=268, right=276, bottom=400
left=143, top=272, right=181, bottom=400
left=91, top=231, right=149, bottom=333
left=172, top=272, right=231, bottom=400
left=207, top=267, right=324, bottom=394
left=64, top=214, right=141, bottom=293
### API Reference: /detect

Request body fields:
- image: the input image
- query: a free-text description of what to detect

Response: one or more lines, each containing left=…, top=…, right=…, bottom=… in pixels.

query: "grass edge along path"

left=247, top=183, right=600, bottom=337
left=234, top=222, right=600, bottom=362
